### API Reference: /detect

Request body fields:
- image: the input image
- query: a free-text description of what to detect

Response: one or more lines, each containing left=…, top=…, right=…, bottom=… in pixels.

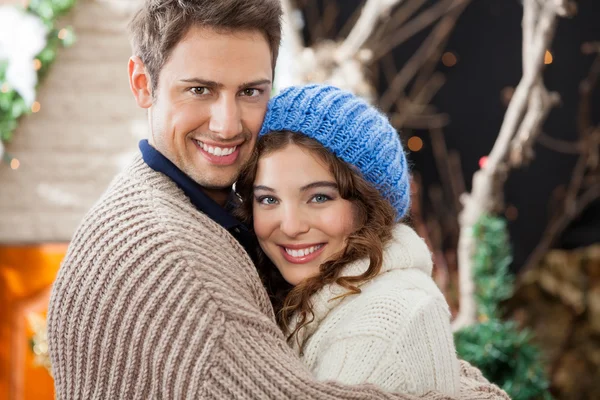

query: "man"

left=48, top=0, right=509, bottom=398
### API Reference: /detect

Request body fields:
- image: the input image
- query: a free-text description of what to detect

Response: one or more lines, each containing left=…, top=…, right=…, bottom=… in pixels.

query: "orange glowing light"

left=442, top=52, right=457, bottom=67
left=407, top=136, right=424, bottom=152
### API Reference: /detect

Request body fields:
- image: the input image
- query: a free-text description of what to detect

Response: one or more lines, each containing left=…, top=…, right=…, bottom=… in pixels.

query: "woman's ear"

left=128, top=56, right=152, bottom=108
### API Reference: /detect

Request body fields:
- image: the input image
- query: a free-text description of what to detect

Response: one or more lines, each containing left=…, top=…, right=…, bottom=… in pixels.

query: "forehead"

left=256, top=144, right=335, bottom=185
left=162, top=25, right=273, bottom=84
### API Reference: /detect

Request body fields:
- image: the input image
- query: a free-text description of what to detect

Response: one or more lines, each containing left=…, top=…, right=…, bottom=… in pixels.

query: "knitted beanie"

left=259, top=84, right=410, bottom=220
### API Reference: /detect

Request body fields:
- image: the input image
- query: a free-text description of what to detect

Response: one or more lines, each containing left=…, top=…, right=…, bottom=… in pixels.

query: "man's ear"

left=128, top=56, right=152, bottom=109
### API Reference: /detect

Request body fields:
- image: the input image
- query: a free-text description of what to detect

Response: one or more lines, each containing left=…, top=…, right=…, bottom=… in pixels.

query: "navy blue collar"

left=139, top=139, right=245, bottom=231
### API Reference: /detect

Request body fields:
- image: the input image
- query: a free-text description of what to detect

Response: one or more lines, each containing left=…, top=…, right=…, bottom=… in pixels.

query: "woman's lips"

left=278, top=243, right=326, bottom=264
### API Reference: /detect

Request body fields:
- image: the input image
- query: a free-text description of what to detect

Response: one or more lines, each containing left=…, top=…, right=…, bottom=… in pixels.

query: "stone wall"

left=0, top=0, right=145, bottom=243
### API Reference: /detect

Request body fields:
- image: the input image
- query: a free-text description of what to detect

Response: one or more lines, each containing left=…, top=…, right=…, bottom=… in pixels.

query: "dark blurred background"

left=302, top=0, right=600, bottom=271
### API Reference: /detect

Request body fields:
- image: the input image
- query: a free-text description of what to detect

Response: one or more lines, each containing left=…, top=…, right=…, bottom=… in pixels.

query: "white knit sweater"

left=290, top=224, right=460, bottom=396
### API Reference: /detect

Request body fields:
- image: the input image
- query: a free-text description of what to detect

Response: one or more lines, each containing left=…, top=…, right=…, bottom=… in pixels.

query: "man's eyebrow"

left=253, top=185, right=275, bottom=192
left=238, top=79, right=272, bottom=89
left=179, top=78, right=224, bottom=88
left=300, top=182, right=338, bottom=191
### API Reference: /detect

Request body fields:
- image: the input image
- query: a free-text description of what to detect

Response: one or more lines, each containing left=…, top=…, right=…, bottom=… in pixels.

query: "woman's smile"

left=278, top=243, right=327, bottom=264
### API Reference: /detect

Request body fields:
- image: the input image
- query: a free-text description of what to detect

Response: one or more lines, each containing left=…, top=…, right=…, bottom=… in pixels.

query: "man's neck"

left=201, top=187, right=231, bottom=208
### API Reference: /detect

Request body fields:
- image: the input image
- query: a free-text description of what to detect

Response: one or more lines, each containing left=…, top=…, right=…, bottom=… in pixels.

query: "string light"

left=479, top=156, right=488, bottom=168
left=58, top=29, right=68, bottom=40
left=31, top=101, right=41, bottom=113
left=544, top=50, right=553, bottom=65
left=442, top=52, right=458, bottom=67
left=10, top=158, right=20, bottom=170
left=33, top=59, right=42, bottom=71
left=407, top=136, right=424, bottom=152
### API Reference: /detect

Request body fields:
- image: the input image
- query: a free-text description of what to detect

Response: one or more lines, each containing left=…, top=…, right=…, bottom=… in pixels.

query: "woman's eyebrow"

left=253, top=185, right=276, bottom=192
left=299, top=181, right=338, bottom=191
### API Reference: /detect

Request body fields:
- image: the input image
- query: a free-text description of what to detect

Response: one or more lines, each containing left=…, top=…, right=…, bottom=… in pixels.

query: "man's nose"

left=280, top=206, right=310, bottom=238
left=208, top=94, right=243, bottom=139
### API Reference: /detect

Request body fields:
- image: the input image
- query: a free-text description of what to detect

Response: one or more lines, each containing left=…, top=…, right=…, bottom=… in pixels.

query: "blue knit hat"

left=259, top=84, right=410, bottom=220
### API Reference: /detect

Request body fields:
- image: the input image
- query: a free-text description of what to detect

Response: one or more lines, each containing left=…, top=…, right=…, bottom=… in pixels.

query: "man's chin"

left=193, top=175, right=237, bottom=191
left=184, top=164, right=238, bottom=189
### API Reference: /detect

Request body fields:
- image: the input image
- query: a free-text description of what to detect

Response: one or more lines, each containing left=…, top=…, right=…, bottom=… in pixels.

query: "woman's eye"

left=241, top=88, right=261, bottom=97
left=258, top=196, right=278, bottom=205
left=311, top=194, right=331, bottom=204
left=191, top=87, right=210, bottom=95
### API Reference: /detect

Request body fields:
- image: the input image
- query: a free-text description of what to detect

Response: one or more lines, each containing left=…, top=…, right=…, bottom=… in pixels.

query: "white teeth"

left=285, top=244, right=323, bottom=258
left=196, top=140, right=237, bottom=156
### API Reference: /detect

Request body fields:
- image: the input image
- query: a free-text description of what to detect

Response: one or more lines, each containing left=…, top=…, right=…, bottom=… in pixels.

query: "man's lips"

left=193, top=139, right=241, bottom=165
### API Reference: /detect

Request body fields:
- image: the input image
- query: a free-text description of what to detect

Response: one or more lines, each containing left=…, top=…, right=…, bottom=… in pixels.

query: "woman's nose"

left=279, top=206, right=310, bottom=238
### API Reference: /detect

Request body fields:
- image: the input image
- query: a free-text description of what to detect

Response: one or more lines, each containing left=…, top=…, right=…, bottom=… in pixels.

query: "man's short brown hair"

left=129, top=0, right=282, bottom=92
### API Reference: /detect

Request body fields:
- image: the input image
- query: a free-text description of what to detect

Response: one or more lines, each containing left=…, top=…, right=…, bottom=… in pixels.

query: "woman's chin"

left=281, top=272, right=305, bottom=286
left=280, top=268, right=317, bottom=287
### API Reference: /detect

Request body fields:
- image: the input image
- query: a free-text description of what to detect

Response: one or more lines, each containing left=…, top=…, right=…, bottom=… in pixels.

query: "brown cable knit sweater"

left=48, top=155, right=509, bottom=399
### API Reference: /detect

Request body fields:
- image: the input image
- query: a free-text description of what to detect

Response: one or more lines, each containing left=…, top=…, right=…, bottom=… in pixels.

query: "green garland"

left=0, top=0, right=76, bottom=163
left=454, top=215, right=553, bottom=400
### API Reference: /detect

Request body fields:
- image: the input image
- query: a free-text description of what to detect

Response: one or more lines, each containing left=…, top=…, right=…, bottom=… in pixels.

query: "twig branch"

left=371, top=0, right=467, bottom=62
left=322, top=2, right=340, bottom=38
left=430, top=127, right=464, bottom=215
left=399, top=112, right=450, bottom=129
left=509, top=83, right=561, bottom=166
left=304, top=0, right=324, bottom=43
left=453, top=0, right=570, bottom=331
left=335, top=0, right=404, bottom=63
left=537, top=133, right=584, bottom=154
left=393, top=73, right=446, bottom=127
left=382, top=0, right=430, bottom=37
left=367, top=0, right=429, bottom=52
left=379, top=1, right=469, bottom=111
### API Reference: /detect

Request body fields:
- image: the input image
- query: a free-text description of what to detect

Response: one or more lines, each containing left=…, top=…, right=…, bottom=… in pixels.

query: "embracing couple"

left=47, top=1, right=509, bottom=399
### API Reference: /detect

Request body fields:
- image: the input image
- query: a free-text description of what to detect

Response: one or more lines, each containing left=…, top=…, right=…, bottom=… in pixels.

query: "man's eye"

left=241, top=88, right=261, bottom=97
left=191, top=87, right=210, bottom=95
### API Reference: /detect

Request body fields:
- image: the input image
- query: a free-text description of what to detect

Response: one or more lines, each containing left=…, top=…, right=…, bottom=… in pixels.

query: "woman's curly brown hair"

left=234, top=131, right=397, bottom=346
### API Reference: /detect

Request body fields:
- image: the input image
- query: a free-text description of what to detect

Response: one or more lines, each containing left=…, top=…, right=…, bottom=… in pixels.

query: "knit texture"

left=260, top=84, right=410, bottom=220
left=47, top=154, right=510, bottom=399
left=290, top=224, right=460, bottom=396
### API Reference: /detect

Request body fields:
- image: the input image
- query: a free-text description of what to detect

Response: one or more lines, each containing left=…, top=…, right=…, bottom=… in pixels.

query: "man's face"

left=132, top=26, right=273, bottom=191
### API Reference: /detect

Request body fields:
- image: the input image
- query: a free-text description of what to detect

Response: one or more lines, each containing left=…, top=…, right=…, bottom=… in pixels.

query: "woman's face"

left=252, top=144, right=356, bottom=285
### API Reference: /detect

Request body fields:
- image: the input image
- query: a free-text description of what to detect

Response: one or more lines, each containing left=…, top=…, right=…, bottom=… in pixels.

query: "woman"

left=235, top=84, right=460, bottom=396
